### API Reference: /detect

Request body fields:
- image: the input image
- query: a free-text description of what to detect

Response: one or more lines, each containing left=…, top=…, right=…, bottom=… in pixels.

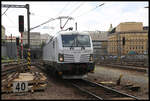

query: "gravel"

left=2, top=65, right=149, bottom=100
left=1, top=66, right=91, bottom=100
left=86, top=65, right=149, bottom=100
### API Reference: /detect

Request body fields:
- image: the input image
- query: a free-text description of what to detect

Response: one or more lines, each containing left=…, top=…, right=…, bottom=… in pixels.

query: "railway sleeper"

left=1, top=72, right=47, bottom=94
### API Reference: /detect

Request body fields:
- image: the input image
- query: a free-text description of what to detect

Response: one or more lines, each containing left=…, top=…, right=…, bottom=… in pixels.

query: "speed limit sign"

left=13, top=81, right=28, bottom=93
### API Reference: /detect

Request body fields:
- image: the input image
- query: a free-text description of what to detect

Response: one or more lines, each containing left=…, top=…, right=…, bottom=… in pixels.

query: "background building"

left=5, top=35, right=17, bottom=42
left=23, top=31, right=41, bottom=48
left=85, top=31, right=108, bottom=60
left=1, top=25, right=6, bottom=40
left=40, top=33, right=51, bottom=44
left=88, top=31, right=108, bottom=41
left=108, top=22, right=148, bottom=56
left=2, top=25, right=7, bottom=57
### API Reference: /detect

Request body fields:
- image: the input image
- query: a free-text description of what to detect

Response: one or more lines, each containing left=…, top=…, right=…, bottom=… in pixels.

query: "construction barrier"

left=27, top=48, right=31, bottom=70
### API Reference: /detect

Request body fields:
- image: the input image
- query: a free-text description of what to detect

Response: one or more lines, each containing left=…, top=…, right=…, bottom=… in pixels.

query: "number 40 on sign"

left=13, top=81, right=28, bottom=93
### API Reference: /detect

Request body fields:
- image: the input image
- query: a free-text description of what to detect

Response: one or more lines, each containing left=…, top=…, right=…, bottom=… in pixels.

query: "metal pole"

left=26, top=4, right=31, bottom=71
left=26, top=4, right=30, bottom=49
left=21, top=32, right=23, bottom=59
left=11, top=34, right=12, bottom=59
left=17, top=45, right=20, bottom=64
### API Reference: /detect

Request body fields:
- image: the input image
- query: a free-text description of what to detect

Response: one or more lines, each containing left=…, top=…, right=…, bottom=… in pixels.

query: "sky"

left=1, top=1, right=149, bottom=37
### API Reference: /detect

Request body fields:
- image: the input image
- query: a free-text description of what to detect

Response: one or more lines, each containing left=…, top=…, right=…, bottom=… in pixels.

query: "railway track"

left=2, top=59, right=26, bottom=66
left=98, top=61, right=148, bottom=67
left=32, top=61, right=145, bottom=100
left=2, top=64, right=28, bottom=78
left=103, top=64, right=147, bottom=72
left=69, top=79, right=139, bottom=100
left=2, top=60, right=28, bottom=79
left=33, top=61, right=140, bottom=100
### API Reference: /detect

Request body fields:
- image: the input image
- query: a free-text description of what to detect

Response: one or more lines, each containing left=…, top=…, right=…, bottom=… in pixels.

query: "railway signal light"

left=19, top=15, right=24, bottom=32
left=16, top=37, right=20, bottom=46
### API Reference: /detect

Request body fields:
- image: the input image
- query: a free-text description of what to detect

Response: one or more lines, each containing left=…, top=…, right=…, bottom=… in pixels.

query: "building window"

left=141, top=46, right=143, bottom=49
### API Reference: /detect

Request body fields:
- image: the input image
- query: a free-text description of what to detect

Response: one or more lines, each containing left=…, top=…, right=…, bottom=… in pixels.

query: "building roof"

left=108, top=27, right=116, bottom=34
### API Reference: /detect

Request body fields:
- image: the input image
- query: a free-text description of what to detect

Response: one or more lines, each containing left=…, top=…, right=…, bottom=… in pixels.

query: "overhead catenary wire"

left=4, top=13, right=16, bottom=25
left=67, top=2, right=85, bottom=16
left=60, top=2, right=85, bottom=29
left=30, top=2, right=73, bottom=31
left=55, top=2, right=70, bottom=17
left=30, top=2, right=84, bottom=31
left=50, top=2, right=71, bottom=30
left=75, top=3, right=105, bottom=18
left=30, top=18, right=56, bottom=30
left=32, top=3, right=82, bottom=31
left=1, top=7, right=9, bottom=16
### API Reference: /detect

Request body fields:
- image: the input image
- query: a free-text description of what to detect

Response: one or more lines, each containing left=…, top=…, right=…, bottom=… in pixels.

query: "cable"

left=75, top=3, right=105, bottom=18
left=31, top=2, right=81, bottom=31
left=59, top=2, right=84, bottom=29
left=67, top=2, right=85, bottom=16
left=30, top=2, right=71, bottom=31
left=31, top=2, right=83, bottom=31
left=30, top=18, right=56, bottom=30
left=3, top=13, right=16, bottom=25
left=1, top=7, right=9, bottom=16
left=55, top=2, right=70, bottom=17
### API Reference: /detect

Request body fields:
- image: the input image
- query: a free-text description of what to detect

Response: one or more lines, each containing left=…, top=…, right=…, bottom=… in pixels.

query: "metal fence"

left=1, top=42, right=17, bottom=59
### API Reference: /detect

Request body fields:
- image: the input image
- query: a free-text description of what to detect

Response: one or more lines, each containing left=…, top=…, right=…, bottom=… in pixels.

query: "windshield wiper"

left=76, top=39, right=85, bottom=50
left=70, top=36, right=76, bottom=50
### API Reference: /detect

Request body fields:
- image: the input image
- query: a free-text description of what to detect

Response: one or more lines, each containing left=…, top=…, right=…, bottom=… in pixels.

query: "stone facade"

left=86, top=31, right=108, bottom=41
left=85, top=31, right=109, bottom=56
left=108, top=22, right=148, bottom=55
left=1, top=25, right=6, bottom=40
left=116, top=22, right=143, bottom=32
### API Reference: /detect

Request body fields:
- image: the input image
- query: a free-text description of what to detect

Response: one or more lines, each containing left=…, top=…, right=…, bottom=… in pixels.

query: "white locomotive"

left=43, top=30, right=95, bottom=79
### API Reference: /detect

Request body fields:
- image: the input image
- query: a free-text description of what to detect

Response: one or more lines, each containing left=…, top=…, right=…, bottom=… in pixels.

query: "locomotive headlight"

left=89, top=54, right=93, bottom=61
left=58, top=53, right=64, bottom=62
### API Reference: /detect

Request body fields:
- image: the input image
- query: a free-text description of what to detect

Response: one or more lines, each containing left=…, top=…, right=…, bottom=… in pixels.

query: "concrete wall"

left=1, top=45, right=7, bottom=57
left=6, top=42, right=17, bottom=59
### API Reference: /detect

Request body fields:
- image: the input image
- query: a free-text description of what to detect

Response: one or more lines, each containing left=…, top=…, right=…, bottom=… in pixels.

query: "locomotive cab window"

left=61, top=34, right=91, bottom=47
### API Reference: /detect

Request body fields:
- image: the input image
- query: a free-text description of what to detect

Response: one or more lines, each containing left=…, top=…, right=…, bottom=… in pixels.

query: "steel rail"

left=2, top=59, right=26, bottom=66
left=31, top=60, right=140, bottom=100
left=70, top=79, right=139, bottom=100
left=2, top=64, right=28, bottom=77
left=72, top=83, right=103, bottom=100
left=83, top=79, right=139, bottom=99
